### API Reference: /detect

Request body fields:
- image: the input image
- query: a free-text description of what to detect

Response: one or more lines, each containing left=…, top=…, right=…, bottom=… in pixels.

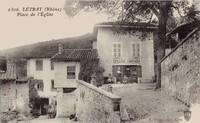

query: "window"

left=36, top=60, right=43, bottom=71
left=113, top=43, right=122, bottom=58
left=67, top=66, right=76, bottom=79
left=131, top=43, right=141, bottom=58
left=36, top=80, right=44, bottom=91
left=51, top=61, right=54, bottom=70
left=51, top=79, right=55, bottom=91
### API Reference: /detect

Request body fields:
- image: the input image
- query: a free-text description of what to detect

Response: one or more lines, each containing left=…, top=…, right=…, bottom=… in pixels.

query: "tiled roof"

left=0, top=63, right=16, bottom=80
left=24, top=50, right=58, bottom=59
left=51, top=49, right=98, bottom=61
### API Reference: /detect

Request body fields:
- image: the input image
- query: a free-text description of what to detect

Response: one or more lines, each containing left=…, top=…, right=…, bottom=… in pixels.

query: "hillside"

left=0, top=33, right=95, bottom=79
left=0, top=33, right=95, bottom=58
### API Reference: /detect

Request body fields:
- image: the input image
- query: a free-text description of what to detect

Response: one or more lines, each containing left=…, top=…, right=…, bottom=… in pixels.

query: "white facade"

left=27, top=58, right=56, bottom=101
left=53, top=61, right=80, bottom=117
left=54, top=61, right=80, bottom=88
left=96, top=27, right=155, bottom=82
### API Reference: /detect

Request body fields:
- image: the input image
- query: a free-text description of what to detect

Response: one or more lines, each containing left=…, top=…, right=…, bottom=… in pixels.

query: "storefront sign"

left=113, top=58, right=140, bottom=64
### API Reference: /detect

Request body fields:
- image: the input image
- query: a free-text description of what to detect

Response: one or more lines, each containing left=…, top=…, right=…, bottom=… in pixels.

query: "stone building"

left=0, top=63, right=29, bottom=115
left=93, top=22, right=157, bottom=83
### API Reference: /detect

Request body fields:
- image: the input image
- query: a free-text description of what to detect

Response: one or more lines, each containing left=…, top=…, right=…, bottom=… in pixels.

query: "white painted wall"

left=54, top=61, right=80, bottom=88
left=56, top=88, right=76, bottom=117
left=96, top=28, right=155, bottom=82
left=27, top=58, right=56, bottom=99
left=54, top=61, right=80, bottom=117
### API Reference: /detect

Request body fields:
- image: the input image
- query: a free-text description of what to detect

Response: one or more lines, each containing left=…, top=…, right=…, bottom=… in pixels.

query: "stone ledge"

left=77, top=80, right=121, bottom=101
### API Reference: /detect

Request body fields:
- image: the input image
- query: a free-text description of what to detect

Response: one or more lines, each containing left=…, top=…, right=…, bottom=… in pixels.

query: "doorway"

left=40, top=98, right=49, bottom=115
left=112, top=65, right=142, bottom=83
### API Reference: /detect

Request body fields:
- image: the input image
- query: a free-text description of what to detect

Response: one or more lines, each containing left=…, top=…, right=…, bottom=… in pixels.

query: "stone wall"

left=161, top=27, right=200, bottom=105
left=76, top=80, right=121, bottom=123
left=16, top=80, right=30, bottom=116
left=0, top=80, right=16, bottom=112
left=0, top=80, right=29, bottom=115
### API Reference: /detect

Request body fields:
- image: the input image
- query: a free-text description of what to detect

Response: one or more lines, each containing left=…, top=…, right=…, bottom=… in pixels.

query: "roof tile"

left=51, top=49, right=98, bottom=61
left=24, top=50, right=58, bottom=59
left=0, top=63, right=16, bottom=80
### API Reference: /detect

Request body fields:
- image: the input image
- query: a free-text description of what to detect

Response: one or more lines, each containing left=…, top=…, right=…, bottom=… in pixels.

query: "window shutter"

left=113, top=43, right=122, bottom=58
left=37, top=80, right=44, bottom=91
left=132, top=44, right=136, bottom=57
left=40, top=81, right=44, bottom=91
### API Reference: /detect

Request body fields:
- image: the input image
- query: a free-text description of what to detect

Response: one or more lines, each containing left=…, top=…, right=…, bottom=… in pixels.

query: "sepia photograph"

left=0, top=0, right=200, bottom=123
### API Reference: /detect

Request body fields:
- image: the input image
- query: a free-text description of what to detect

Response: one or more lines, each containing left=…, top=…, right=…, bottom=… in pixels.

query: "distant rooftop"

left=24, top=50, right=58, bottom=59
left=51, top=49, right=98, bottom=61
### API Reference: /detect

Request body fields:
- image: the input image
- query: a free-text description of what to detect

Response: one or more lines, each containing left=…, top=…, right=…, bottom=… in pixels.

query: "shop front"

left=112, top=58, right=142, bottom=83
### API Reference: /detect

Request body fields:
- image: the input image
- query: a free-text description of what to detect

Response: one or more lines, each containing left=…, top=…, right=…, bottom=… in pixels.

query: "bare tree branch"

left=150, top=6, right=160, bottom=19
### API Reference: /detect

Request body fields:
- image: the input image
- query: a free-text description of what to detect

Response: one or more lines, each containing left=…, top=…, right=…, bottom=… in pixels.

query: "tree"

left=64, top=0, right=196, bottom=89
left=79, top=59, right=104, bottom=86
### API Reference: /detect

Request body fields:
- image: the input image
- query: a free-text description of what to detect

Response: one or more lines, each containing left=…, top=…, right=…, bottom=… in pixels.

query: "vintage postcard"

left=0, top=0, right=200, bottom=123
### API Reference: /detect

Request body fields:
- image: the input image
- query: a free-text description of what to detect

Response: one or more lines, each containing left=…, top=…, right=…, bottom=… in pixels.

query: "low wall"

left=161, top=27, right=200, bottom=105
left=76, top=80, right=121, bottom=123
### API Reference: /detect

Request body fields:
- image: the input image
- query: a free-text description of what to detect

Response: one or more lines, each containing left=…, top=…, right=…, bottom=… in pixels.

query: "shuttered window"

left=131, top=43, right=141, bottom=58
left=36, top=80, right=44, bottom=91
left=113, top=43, right=122, bottom=58
left=67, top=66, right=76, bottom=79
left=51, top=61, right=54, bottom=70
left=51, top=79, right=55, bottom=91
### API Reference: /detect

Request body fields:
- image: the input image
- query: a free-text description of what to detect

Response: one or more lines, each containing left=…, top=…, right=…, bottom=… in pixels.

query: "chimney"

left=58, top=44, right=63, bottom=54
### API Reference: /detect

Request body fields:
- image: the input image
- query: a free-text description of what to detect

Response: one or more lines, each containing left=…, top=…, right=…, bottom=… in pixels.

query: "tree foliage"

left=79, top=59, right=104, bottom=86
left=64, top=0, right=199, bottom=89
left=29, top=79, right=41, bottom=118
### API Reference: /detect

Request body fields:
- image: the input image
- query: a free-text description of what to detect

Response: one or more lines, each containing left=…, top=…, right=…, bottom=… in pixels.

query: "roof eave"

left=95, top=24, right=158, bottom=29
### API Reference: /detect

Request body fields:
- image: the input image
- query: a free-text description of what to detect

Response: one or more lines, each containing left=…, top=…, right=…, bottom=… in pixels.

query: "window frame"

left=36, top=60, right=43, bottom=71
left=130, top=42, right=141, bottom=58
left=51, top=79, right=56, bottom=91
left=36, top=80, right=44, bottom=91
left=51, top=61, right=54, bottom=70
left=67, top=66, right=76, bottom=79
left=112, top=42, right=123, bottom=58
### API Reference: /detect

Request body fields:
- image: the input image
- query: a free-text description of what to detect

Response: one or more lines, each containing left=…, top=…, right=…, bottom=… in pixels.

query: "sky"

left=0, top=0, right=108, bottom=50
left=0, top=0, right=198, bottom=50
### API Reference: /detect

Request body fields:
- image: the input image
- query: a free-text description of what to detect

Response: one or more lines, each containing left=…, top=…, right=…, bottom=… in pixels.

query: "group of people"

left=107, top=73, right=128, bottom=84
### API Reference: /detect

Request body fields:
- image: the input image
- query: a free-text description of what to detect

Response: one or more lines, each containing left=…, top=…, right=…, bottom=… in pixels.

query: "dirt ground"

left=109, top=83, right=188, bottom=123
left=16, top=83, right=189, bottom=123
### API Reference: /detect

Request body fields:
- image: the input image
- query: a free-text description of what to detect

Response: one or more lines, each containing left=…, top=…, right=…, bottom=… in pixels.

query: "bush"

left=29, top=79, right=41, bottom=118
left=30, top=108, right=40, bottom=118
left=46, top=104, right=56, bottom=119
